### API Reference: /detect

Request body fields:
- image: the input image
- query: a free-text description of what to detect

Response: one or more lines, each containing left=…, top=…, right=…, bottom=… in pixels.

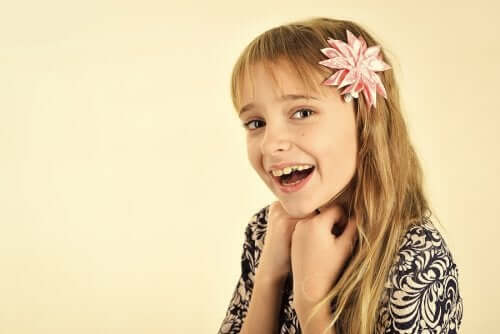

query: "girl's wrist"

left=255, top=252, right=290, bottom=284
left=254, top=265, right=289, bottom=287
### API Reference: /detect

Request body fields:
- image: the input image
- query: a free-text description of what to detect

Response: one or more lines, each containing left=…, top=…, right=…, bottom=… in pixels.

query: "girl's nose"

left=260, top=125, right=291, bottom=155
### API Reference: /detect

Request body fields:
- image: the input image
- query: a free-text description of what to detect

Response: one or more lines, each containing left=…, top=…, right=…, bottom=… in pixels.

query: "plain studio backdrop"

left=0, top=0, right=498, bottom=333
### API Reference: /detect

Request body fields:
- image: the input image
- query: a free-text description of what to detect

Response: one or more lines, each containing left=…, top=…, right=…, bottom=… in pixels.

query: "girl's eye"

left=291, top=108, right=315, bottom=119
left=242, top=108, right=315, bottom=131
left=243, top=119, right=265, bottom=130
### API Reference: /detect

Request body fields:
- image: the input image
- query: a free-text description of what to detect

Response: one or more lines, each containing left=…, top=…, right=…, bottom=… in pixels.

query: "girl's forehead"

left=241, top=60, right=332, bottom=103
left=253, top=61, right=307, bottom=86
left=248, top=61, right=326, bottom=95
left=237, top=63, right=347, bottom=116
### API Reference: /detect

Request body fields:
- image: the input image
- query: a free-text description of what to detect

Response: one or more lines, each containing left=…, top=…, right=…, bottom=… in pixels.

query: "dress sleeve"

left=217, top=213, right=259, bottom=334
left=378, top=224, right=464, bottom=333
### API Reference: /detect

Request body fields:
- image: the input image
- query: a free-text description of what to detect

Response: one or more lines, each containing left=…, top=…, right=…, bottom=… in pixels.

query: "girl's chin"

left=279, top=200, right=318, bottom=219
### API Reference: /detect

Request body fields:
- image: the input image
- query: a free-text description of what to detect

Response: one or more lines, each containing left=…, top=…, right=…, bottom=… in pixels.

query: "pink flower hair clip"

left=318, top=29, right=391, bottom=110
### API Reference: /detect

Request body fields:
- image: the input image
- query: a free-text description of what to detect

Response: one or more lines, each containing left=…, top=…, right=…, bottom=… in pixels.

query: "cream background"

left=0, top=0, right=497, bottom=333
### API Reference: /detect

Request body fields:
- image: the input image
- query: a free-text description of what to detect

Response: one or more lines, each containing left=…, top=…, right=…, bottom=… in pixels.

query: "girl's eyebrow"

left=239, top=94, right=319, bottom=117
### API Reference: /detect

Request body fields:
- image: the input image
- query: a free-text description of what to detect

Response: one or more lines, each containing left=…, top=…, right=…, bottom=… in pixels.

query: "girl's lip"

left=272, top=167, right=315, bottom=193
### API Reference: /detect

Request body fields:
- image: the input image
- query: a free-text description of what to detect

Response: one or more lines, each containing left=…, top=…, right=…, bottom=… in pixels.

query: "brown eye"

left=291, top=108, right=315, bottom=119
left=243, top=119, right=265, bottom=130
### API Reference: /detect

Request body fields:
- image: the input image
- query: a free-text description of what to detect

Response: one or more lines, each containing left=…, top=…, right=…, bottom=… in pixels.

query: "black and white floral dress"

left=218, top=205, right=463, bottom=334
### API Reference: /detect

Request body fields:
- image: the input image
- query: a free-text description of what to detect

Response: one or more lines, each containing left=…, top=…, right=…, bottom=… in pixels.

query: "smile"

left=272, top=166, right=315, bottom=193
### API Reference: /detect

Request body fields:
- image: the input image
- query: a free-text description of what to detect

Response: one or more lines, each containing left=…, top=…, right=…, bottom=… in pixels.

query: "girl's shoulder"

left=378, top=217, right=464, bottom=333
left=394, top=217, right=459, bottom=271
left=402, top=217, right=448, bottom=244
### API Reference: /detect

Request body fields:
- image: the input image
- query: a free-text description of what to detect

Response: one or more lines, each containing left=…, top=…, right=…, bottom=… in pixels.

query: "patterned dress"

left=218, top=205, right=463, bottom=334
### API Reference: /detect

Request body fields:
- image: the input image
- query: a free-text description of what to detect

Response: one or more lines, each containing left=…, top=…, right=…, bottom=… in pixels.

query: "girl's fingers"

left=315, top=205, right=344, bottom=229
left=307, top=205, right=358, bottom=251
left=337, top=216, right=358, bottom=251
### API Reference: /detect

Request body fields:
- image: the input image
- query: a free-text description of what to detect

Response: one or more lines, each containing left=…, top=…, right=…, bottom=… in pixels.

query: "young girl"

left=218, top=17, right=463, bottom=334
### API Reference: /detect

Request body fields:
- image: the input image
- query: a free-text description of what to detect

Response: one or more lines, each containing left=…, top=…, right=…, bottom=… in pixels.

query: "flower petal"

left=359, top=35, right=367, bottom=53
left=376, top=80, right=388, bottom=99
left=319, top=57, right=352, bottom=70
left=324, top=69, right=350, bottom=86
left=340, top=85, right=354, bottom=95
left=338, top=69, right=359, bottom=89
left=365, top=56, right=391, bottom=72
left=346, top=30, right=363, bottom=60
left=364, top=45, right=382, bottom=58
left=340, top=77, right=363, bottom=96
left=346, top=29, right=357, bottom=45
left=353, top=79, right=364, bottom=94
left=326, top=37, right=337, bottom=48
left=369, top=71, right=388, bottom=98
left=320, top=47, right=342, bottom=59
left=329, top=39, right=355, bottom=59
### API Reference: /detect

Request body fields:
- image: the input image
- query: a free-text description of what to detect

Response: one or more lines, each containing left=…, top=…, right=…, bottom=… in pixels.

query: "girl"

left=218, top=17, right=463, bottom=334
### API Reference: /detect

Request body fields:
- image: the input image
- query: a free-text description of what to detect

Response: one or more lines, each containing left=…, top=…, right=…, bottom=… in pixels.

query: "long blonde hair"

left=230, top=17, right=434, bottom=334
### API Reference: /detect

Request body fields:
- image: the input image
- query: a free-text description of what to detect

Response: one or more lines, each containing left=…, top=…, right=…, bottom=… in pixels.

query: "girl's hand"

left=257, top=201, right=312, bottom=282
left=291, top=205, right=358, bottom=309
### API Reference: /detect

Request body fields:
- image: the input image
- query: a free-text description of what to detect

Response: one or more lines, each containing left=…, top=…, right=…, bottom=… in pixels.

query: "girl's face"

left=238, top=61, right=358, bottom=218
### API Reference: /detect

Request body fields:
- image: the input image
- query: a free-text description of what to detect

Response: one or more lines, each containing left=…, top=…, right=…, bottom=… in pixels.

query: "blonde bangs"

left=230, top=23, right=334, bottom=113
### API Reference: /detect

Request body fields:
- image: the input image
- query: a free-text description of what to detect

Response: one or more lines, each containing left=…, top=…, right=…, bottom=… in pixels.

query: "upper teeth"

left=271, top=164, right=314, bottom=177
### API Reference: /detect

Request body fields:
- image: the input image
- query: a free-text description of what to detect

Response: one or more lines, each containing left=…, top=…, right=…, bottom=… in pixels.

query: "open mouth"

left=272, top=166, right=315, bottom=186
